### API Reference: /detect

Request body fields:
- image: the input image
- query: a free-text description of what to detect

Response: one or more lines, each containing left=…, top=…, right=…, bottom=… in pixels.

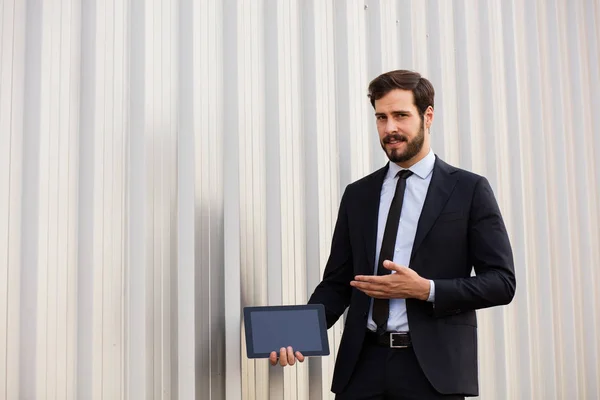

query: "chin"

left=388, top=150, right=407, bottom=161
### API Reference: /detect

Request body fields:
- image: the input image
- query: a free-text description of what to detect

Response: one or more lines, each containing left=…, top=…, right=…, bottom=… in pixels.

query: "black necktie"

left=372, top=169, right=413, bottom=333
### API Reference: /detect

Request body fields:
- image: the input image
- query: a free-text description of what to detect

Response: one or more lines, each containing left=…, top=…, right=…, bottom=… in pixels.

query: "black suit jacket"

left=308, top=156, right=516, bottom=396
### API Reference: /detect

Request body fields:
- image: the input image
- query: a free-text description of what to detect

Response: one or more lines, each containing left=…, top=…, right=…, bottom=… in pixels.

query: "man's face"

left=374, top=89, right=431, bottom=166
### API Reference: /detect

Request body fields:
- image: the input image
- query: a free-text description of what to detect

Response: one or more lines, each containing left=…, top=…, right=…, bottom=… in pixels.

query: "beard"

left=380, top=124, right=425, bottom=163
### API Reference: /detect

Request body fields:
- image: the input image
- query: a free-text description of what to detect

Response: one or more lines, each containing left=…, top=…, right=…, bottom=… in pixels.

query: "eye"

left=376, top=115, right=386, bottom=121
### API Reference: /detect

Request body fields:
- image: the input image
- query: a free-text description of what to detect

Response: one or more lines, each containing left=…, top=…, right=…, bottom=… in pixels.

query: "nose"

left=385, top=118, right=397, bottom=135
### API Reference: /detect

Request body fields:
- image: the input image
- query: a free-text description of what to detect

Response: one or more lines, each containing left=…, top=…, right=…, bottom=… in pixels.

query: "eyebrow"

left=374, top=110, right=412, bottom=116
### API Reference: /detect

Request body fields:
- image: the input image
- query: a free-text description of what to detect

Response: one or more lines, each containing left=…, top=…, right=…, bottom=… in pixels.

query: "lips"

left=384, top=135, right=407, bottom=145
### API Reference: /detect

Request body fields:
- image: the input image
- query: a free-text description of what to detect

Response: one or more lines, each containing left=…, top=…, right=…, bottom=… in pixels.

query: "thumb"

left=383, top=260, right=403, bottom=272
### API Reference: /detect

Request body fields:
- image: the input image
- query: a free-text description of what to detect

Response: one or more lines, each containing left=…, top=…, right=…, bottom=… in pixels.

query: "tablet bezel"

left=243, top=304, right=330, bottom=359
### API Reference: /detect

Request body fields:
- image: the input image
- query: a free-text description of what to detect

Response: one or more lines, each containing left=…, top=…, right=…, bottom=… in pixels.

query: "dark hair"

left=367, top=70, right=435, bottom=117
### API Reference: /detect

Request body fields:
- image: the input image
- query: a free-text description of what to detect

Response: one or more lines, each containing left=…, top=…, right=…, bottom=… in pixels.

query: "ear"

left=424, top=106, right=434, bottom=130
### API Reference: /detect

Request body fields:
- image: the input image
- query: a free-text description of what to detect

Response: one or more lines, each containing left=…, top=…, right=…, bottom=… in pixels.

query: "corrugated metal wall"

left=1, top=0, right=599, bottom=399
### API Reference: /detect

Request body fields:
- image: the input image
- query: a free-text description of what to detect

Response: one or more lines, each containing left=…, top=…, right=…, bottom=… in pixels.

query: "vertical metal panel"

left=127, top=0, right=148, bottom=398
left=580, top=1, right=600, bottom=397
left=301, top=2, right=343, bottom=398
left=0, top=0, right=599, bottom=399
left=222, top=0, right=243, bottom=398
left=235, top=1, right=268, bottom=399
left=195, top=0, right=225, bottom=399
left=498, top=3, right=533, bottom=397
left=514, top=2, right=557, bottom=398
left=176, top=0, right=194, bottom=389
left=0, top=0, right=25, bottom=398
left=275, top=2, right=309, bottom=399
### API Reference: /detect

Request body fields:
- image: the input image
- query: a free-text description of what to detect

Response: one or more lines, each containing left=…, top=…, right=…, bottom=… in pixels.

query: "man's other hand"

left=350, top=260, right=430, bottom=300
left=269, top=346, right=305, bottom=366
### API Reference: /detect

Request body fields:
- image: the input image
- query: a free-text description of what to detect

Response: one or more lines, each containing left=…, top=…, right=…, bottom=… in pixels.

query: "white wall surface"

left=1, top=0, right=599, bottom=399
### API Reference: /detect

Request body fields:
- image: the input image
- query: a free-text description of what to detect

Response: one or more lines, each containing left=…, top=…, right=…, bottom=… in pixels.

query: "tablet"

left=243, top=304, right=330, bottom=359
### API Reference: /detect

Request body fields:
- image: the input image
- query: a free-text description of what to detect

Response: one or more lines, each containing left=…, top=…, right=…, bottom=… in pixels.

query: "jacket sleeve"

left=308, top=188, right=355, bottom=328
left=433, top=177, right=516, bottom=315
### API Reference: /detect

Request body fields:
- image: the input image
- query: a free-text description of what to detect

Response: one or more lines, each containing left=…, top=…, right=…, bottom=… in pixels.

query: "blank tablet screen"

left=244, top=305, right=330, bottom=358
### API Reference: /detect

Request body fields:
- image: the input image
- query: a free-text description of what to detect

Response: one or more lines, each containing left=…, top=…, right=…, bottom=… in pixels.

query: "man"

left=270, top=70, right=516, bottom=399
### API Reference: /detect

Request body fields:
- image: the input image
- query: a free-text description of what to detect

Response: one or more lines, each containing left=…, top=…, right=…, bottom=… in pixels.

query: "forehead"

left=374, top=89, right=417, bottom=113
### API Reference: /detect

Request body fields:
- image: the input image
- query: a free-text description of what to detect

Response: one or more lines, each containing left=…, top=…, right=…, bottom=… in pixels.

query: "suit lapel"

left=410, top=157, right=458, bottom=262
left=361, top=165, right=388, bottom=276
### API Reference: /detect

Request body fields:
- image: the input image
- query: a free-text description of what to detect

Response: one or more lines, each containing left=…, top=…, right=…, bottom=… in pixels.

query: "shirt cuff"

left=427, top=280, right=435, bottom=302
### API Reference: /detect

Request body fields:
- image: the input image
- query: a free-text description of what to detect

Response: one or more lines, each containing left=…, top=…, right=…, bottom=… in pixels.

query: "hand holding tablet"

left=243, top=304, right=330, bottom=367
left=268, top=346, right=305, bottom=367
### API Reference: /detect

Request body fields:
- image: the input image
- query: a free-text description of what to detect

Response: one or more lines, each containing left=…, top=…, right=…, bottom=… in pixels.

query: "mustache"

left=383, top=134, right=408, bottom=144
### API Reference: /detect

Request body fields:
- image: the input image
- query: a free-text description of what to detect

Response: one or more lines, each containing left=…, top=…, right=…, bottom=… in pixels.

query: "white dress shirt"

left=367, top=149, right=436, bottom=332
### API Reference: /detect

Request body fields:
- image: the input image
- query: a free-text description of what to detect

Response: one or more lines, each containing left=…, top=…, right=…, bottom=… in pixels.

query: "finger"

left=362, top=290, right=391, bottom=299
left=351, top=281, right=386, bottom=291
left=353, top=275, right=386, bottom=283
left=295, top=351, right=305, bottom=363
left=287, top=347, right=296, bottom=366
left=383, top=260, right=404, bottom=272
left=351, top=281, right=383, bottom=292
left=279, top=348, right=288, bottom=367
left=269, top=351, right=278, bottom=366
left=357, top=286, right=391, bottom=297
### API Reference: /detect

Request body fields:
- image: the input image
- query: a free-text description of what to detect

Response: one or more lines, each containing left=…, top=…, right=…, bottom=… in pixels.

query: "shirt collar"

left=387, top=148, right=435, bottom=180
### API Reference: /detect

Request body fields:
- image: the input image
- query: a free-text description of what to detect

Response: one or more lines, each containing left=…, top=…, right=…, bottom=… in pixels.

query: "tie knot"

left=397, top=169, right=413, bottom=180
